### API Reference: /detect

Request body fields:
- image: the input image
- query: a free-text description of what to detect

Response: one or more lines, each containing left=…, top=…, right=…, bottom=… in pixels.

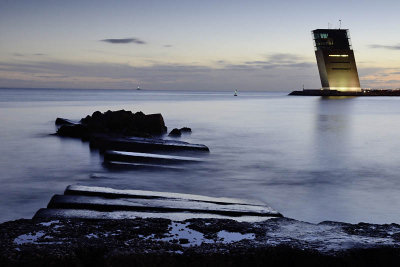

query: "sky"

left=0, top=0, right=399, bottom=91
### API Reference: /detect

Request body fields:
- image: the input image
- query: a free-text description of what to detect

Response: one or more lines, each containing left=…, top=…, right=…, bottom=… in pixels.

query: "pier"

left=289, top=89, right=400, bottom=96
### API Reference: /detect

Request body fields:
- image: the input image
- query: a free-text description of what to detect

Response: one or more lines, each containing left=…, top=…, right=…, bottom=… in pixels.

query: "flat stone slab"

left=90, top=136, right=210, bottom=153
left=34, top=185, right=281, bottom=221
left=103, top=151, right=203, bottom=165
left=63, top=185, right=265, bottom=206
left=103, top=161, right=185, bottom=170
left=2, top=217, right=400, bottom=266
left=45, top=194, right=278, bottom=217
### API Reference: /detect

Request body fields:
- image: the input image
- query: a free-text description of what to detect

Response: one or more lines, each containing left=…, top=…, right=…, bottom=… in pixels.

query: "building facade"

left=313, top=29, right=361, bottom=92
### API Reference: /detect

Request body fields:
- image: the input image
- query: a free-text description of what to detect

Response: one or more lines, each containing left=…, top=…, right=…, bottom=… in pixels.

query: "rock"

left=103, top=151, right=203, bottom=165
left=56, top=110, right=167, bottom=139
left=56, top=124, right=89, bottom=138
left=179, top=127, right=192, bottom=134
left=55, top=118, right=77, bottom=126
left=168, top=128, right=181, bottom=137
left=89, top=136, right=210, bottom=153
left=2, top=217, right=400, bottom=266
left=168, top=127, right=191, bottom=137
left=179, top=238, right=189, bottom=244
left=141, top=114, right=168, bottom=136
left=35, top=184, right=278, bottom=220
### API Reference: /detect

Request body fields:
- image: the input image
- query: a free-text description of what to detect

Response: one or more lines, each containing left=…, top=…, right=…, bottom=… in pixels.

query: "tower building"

left=313, top=29, right=361, bottom=92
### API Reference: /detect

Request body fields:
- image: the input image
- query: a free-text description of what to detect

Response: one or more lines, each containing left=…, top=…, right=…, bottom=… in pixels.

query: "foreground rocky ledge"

left=1, top=217, right=400, bottom=266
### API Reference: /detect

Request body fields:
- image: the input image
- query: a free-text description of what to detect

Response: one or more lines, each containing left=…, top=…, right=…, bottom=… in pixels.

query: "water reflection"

left=298, top=97, right=356, bottom=222
left=314, top=97, right=355, bottom=168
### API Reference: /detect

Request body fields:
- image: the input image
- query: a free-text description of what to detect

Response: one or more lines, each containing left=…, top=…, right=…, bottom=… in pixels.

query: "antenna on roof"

left=339, top=19, right=342, bottom=29
left=328, top=22, right=331, bottom=29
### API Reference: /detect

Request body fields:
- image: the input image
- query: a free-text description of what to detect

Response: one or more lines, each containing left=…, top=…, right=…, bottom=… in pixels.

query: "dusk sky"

left=0, top=0, right=399, bottom=91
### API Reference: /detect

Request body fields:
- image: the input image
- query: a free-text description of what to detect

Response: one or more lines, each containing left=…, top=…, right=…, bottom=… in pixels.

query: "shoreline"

left=1, top=216, right=400, bottom=266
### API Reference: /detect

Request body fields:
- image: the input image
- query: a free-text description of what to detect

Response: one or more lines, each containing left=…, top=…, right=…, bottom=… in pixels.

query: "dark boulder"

left=142, top=113, right=168, bottom=135
left=56, top=110, right=167, bottom=139
left=168, top=127, right=192, bottom=137
left=168, top=128, right=182, bottom=137
left=180, top=127, right=192, bottom=134
left=80, top=110, right=167, bottom=135
left=55, top=118, right=77, bottom=126
left=57, top=124, right=89, bottom=138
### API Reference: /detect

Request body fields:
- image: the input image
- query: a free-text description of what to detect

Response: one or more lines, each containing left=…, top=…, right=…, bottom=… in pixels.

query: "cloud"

left=0, top=54, right=315, bottom=77
left=0, top=61, right=213, bottom=81
left=386, top=79, right=400, bottom=84
left=369, top=44, right=400, bottom=50
left=358, top=67, right=387, bottom=76
left=286, top=62, right=315, bottom=68
left=223, top=64, right=256, bottom=71
left=358, top=67, right=400, bottom=77
left=245, top=60, right=269, bottom=64
left=233, top=53, right=314, bottom=70
left=0, top=53, right=320, bottom=90
left=268, top=53, right=302, bottom=63
left=358, top=67, right=400, bottom=88
left=101, top=38, right=146, bottom=44
left=12, top=53, right=46, bottom=57
left=35, top=74, right=70, bottom=79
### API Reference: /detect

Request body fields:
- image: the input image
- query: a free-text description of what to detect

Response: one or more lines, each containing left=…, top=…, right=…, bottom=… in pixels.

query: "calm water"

left=1, top=88, right=400, bottom=224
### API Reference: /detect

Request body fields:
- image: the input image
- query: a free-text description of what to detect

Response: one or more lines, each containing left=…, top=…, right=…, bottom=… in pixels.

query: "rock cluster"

left=56, top=110, right=167, bottom=139
left=168, top=127, right=192, bottom=137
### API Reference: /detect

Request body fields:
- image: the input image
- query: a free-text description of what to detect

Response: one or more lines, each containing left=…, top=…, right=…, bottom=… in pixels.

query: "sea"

left=1, top=88, right=400, bottom=224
